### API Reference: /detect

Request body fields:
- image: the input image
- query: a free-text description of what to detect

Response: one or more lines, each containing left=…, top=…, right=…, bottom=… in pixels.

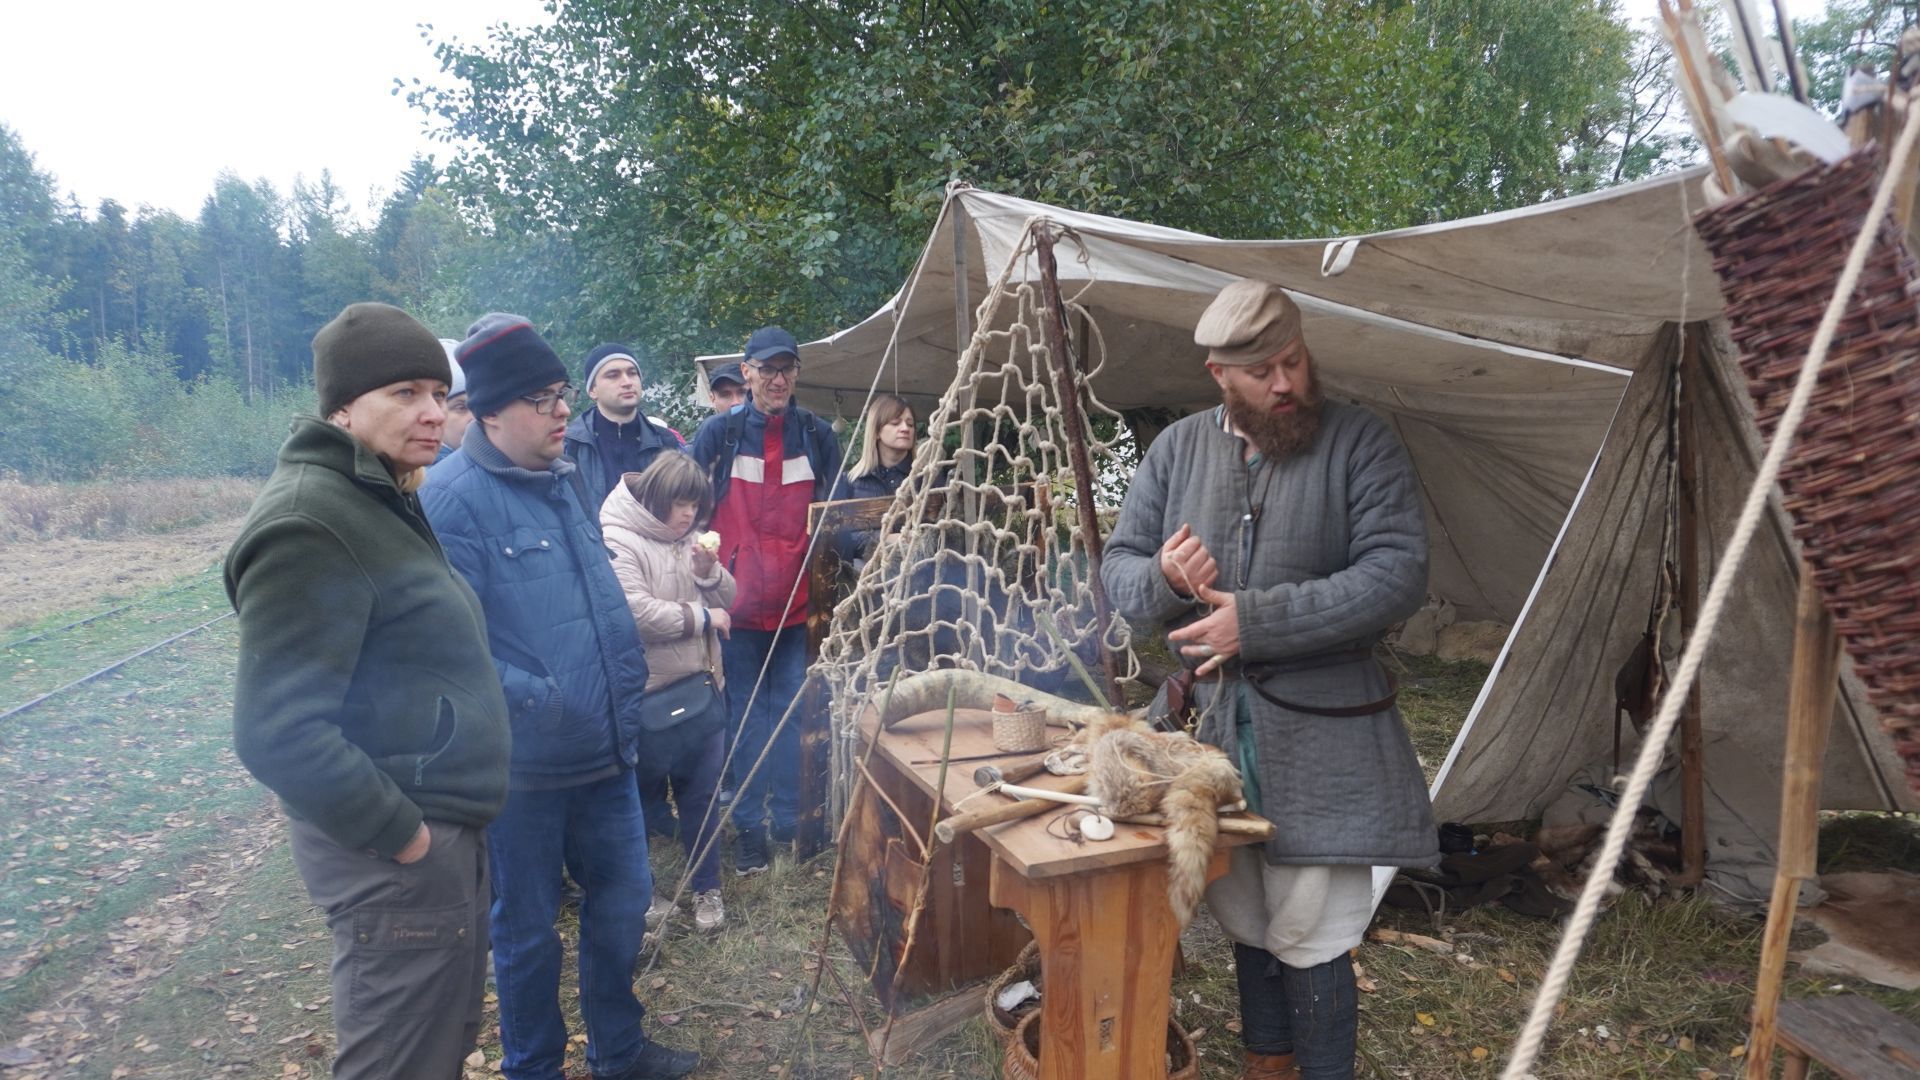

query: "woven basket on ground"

left=1693, top=147, right=1920, bottom=798
left=985, top=940, right=1042, bottom=1046
left=1000, top=1008, right=1198, bottom=1080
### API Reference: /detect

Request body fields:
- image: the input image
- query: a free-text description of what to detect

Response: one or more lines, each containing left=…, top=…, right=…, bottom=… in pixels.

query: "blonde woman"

left=835, top=393, right=915, bottom=499
left=828, top=393, right=917, bottom=565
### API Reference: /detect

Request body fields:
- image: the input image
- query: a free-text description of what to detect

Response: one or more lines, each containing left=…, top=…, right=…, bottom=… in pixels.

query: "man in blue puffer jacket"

left=423, top=313, right=698, bottom=1080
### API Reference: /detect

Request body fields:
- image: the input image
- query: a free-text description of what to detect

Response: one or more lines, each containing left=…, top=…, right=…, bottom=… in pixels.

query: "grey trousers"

left=288, top=818, right=491, bottom=1080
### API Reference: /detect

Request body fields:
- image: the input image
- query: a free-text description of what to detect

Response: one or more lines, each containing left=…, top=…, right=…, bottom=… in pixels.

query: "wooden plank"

left=834, top=735, right=1031, bottom=1006
left=809, top=494, right=896, bottom=535
left=866, top=984, right=988, bottom=1066
left=988, top=846, right=1231, bottom=1079
left=1773, top=995, right=1920, bottom=1080
left=1745, top=568, right=1842, bottom=1080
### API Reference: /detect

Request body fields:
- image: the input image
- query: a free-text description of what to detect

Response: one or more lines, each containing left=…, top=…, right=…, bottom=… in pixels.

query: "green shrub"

left=0, top=340, right=310, bottom=481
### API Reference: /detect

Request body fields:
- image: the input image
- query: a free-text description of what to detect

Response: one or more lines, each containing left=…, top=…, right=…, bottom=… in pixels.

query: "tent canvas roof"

left=696, top=176, right=1917, bottom=846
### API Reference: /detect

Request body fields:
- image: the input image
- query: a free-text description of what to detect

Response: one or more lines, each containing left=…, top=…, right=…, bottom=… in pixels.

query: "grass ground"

left=2, top=572, right=1916, bottom=1078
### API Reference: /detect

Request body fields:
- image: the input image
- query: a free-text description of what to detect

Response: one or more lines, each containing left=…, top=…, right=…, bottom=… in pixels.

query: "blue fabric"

left=422, top=425, right=650, bottom=785
left=564, top=411, right=683, bottom=511
left=1232, top=942, right=1358, bottom=1078
left=825, top=460, right=910, bottom=564
left=635, top=725, right=725, bottom=892
left=719, top=628, right=807, bottom=835
left=487, top=774, right=653, bottom=1080
left=687, top=401, right=843, bottom=508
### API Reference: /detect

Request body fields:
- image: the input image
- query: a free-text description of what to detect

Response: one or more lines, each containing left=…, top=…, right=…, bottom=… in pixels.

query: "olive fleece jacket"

left=226, top=417, right=511, bottom=858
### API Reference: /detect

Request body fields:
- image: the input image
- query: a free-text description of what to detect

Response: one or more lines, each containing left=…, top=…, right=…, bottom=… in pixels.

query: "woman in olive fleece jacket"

left=225, top=301, right=513, bottom=1080
left=227, top=414, right=512, bottom=852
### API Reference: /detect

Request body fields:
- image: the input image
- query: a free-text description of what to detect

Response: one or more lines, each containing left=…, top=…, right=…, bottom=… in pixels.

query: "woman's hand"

left=708, top=608, right=732, bottom=639
left=393, top=822, right=432, bottom=864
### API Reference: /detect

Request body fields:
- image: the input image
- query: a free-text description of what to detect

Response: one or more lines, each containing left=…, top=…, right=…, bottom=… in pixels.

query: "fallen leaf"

left=1471, top=1046, right=1489, bottom=1061
left=1496, top=968, right=1517, bottom=986
left=466, top=1051, right=485, bottom=1067
left=1678, top=1035, right=1697, bottom=1052
left=1729, top=1044, right=1747, bottom=1059
left=1416, top=1012, right=1437, bottom=1027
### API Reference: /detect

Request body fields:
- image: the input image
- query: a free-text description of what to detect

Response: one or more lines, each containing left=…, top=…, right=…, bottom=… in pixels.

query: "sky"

left=2, top=0, right=1844, bottom=225
left=0, top=0, right=553, bottom=223
left=1620, top=0, right=1833, bottom=29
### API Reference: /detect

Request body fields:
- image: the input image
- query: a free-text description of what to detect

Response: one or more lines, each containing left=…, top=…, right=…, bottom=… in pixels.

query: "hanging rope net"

left=814, top=220, right=1144, bottom=827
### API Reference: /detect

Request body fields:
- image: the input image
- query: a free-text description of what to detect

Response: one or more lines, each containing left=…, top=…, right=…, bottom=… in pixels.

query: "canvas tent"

left=698, top=175, right=1917, bottom=900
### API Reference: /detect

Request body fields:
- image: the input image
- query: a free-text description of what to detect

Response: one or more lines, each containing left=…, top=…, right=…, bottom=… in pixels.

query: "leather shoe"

left=602, top=1039, right=699, bottom=1080
left=1242, top=1050, right=1298, bottom=1079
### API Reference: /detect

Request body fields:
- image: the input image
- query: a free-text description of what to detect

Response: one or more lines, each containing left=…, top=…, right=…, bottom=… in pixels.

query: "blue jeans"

left=488, top=773, right=653, bottom=1080
left=720, top=627, right=806, bottom=836
left=634, top=723, right=726, bottom=892
left=1234, top=942, right=1359, bottom=1079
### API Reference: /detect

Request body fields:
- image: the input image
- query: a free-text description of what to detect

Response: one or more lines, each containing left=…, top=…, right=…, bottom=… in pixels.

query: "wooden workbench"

left=834, top=705, right=1266, bottom=1080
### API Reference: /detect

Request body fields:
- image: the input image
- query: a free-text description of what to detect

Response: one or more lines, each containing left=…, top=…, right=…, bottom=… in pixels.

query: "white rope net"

left=816, top=222, right=1142, bottom=822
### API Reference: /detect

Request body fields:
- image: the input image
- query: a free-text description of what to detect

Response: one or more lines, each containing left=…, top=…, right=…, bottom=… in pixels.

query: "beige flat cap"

left=1193, top=280, right=1302, bottom=365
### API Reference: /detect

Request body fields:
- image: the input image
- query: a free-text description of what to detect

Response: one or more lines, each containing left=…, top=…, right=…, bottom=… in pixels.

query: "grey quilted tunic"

left=1103, top=400, right=1439, bottom=867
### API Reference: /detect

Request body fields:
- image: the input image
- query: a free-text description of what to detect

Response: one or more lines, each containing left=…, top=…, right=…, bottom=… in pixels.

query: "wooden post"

left=952, top=196, right=981, bottom=524
left=1032, top=225, right=1126, bottom=708
left=1744, top=566, right=1841, bottom=1079
left=793, top=535, right=842, bottom=861
left=1675, top=330, right=1709, bottom=887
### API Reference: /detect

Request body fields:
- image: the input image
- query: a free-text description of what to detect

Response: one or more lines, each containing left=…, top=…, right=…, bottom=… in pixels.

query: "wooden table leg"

left=989, top=850, right=1232, bottom=1080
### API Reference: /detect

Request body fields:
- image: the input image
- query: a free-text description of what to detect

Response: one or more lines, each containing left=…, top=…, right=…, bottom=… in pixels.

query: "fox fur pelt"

left=1075, top=711, right=1243, bottom=929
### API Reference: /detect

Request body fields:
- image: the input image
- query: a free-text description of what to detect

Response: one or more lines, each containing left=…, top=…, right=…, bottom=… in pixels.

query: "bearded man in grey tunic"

left=1102, top=280, right=1437, bottom=1080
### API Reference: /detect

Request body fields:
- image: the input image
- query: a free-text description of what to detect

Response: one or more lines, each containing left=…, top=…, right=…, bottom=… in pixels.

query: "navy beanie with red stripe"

left=456, top=313, right=569, bottom=417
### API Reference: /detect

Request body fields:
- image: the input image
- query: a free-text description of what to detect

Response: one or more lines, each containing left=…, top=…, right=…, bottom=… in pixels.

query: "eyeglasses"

left=520, top=384, right=579, bottom=415
left=748, top=360, right=800, bottom=383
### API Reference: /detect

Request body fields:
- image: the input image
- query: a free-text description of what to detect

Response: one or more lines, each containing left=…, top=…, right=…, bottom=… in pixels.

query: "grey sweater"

left=1102, top=401, right=1438, bottom=867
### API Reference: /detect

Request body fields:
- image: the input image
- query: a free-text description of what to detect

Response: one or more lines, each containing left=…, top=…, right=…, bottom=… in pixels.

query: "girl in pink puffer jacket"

left=601, top=451, right=735, bottom=933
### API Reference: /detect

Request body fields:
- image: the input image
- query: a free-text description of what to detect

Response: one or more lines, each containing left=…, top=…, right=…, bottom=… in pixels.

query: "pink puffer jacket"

left=600, top=479, right=737, bottom=691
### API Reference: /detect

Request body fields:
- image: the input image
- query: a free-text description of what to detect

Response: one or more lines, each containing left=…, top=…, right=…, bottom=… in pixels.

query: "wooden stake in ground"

left=1743, top=567, right=1841, bottom=1080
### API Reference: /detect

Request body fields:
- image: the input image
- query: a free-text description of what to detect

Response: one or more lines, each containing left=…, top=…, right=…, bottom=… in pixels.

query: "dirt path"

left=0, top=519, right=244, bottom=631
left=0, top=802, right=325, bottom=1078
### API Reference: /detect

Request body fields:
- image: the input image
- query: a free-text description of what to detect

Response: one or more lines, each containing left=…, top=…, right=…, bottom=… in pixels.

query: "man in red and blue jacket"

left=687, top=326, right=843, bottom=873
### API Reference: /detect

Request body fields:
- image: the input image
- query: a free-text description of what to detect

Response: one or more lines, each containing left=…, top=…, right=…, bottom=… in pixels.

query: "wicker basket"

left=992, top=707, right=1050, bottom=754
left=1693, top=147, right=1920, bottom=798
left=985, top=940, right=1042, bottom=1046
left=1001, top=1008, right=1198, bottom=1080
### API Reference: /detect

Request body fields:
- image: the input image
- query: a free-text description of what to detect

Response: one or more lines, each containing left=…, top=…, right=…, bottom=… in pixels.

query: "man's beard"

left=1223, top=378, right=1322, bottom=460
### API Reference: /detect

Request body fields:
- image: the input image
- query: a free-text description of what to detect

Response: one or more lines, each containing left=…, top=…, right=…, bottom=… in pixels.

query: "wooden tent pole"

left=1033, top=224, right=1126, bottom=708
left=1675, top=328, right=1709, bottom=887
left=1744, top=566, right=1840, bottom=1079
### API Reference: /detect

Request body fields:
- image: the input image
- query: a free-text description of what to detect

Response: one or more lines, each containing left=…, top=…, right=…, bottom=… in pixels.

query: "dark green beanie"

left=312, top=303, right=453, bottom=418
